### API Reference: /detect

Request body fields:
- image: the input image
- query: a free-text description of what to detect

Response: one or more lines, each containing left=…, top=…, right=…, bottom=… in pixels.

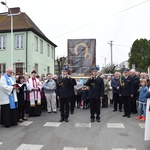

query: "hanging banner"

left=67, top=39, right=96, bottom=78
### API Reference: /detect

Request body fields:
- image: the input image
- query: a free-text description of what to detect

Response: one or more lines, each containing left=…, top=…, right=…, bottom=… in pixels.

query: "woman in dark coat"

left=17, top=76, right=27, bottom=122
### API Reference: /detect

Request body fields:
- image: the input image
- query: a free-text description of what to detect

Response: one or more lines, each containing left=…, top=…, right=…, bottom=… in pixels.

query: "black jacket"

left=86, top=76, right=104, bottom=99
left=69, top=78, right=76, bottom=97
left=132, top=75, right=140, bottom=94
left=17, top=83, right=27, bottom=106
left=56, top=76, right=73, bottom=98
left=119, top=75, right=134, bottom=96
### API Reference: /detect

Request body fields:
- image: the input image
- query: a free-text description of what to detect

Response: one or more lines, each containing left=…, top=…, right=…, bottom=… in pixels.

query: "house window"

left=47, top=66, right=50, bottom=73
left=15, top=63, right=23, bottom=75
left=35, top=63, right=38, bottom=74
left=51, top=46, right=54, bottom=58
left=47, top=44, right=50, bottom=57
left=40, top=40, right=43, bottom=54
left=15, top=34, right=24, bottom=49
left=0, top=36, right=6, bottom=50
left=35, top=36, right=38, bottom=51
left=0, top=63, right=6, bottom=74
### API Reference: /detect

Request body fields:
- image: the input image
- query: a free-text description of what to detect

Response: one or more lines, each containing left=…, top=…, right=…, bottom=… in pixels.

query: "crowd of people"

left=0, top=67, right=150, bottom=140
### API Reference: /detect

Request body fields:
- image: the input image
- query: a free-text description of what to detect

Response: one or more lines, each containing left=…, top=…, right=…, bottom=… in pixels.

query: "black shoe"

left=119, top=109, right=122, bottom=112
left=127, top=115, right=130, bottom=118
left=64, top=118, right=68, bottom=122
left=113, top=109, right=117, bottom=112
left=22, top=117, right=27, bottom=121
left=59, top=118, right=64, bottom=122
left=132, top=112, right=136, bottom=114
left=97, top=119, right=101, bottom=122
left=71, top=111, right=74, bottom=114
left=53, top=111, right=57, bottom=113
left=91, top=119, right=94, bottom=122
left=122, top=115, right=127, bottom=117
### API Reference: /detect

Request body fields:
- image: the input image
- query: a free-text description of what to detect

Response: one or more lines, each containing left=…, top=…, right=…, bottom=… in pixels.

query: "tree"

left=104, top=64, right=117, bottom=74
left=100, top=64, right=118, bottom=74
left=56, top=56, right=67, bottom=75
left=128, top=38, right=150, bottom=72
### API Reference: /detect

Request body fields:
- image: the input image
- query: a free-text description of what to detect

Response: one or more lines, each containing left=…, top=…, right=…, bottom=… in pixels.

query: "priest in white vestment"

left=0, top=68, right=19, bottom=127
left=26, top=70, right=41, bottom=116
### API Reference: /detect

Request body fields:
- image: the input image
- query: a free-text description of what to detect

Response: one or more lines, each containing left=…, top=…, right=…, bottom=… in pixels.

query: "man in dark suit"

left=119, top=68, right=134, bottom=118
left=56, top=67, right=73, bottom=122
left=86, top=67, right=104, bottom=122
left=111, top=72, right=122, bottom=112
left=69, top=78, right=76, bottom=114
left=130, top=69, right=140, bottom=114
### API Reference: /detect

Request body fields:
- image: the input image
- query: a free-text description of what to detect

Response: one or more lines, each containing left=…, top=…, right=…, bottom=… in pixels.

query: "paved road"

left=0, top=106, right=150, bottom=150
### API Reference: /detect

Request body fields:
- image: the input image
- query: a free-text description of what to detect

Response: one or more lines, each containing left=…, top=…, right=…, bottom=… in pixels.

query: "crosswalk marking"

left=107, top=123, right=125, bottom=128
left=75, top=123, right=91, bottom=128
left=63, top=147, right=88, bottom=150
left=112, top=148, right=136, bottom=150
left=19, top=121, right=33, bottom=126
left=16, top=144, right=43, bottom=150
left=43, top=122, right=61, bottom=127
left=139, top=123, right=145, bottom=128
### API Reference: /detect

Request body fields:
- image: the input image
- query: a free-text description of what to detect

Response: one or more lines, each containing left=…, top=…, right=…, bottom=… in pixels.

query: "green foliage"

left=128, top=38, right=150, bottom=72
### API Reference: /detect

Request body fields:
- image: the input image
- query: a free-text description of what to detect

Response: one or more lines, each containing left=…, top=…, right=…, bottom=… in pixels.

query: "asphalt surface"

left=0, top=106, right=150, bottom=150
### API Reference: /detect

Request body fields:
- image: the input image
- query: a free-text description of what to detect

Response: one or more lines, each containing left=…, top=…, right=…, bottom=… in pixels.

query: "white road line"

left=19, top=121, right=33, bottom=126
left=75, top=123, right=91, bottom=128
left=0, top=142, right=3, bottom=145
left=112, top=148, right=136, bottom=150
left=139, top=123, right=145, bottom=128
left=16, top=144, right=43, bottom=150
left=43, top=122, right=61, bottom=127
left=107, top=123, right=125, bottom=128
left=63, top=147, right=88, bottom=150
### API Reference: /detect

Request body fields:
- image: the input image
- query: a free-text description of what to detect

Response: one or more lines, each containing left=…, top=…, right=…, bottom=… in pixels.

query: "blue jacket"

left=139, top=86, right=148, bottom=102
left=111, top=77, right=120, bottom=93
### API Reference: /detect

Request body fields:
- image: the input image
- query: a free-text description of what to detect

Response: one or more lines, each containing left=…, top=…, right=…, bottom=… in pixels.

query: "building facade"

left=0, top=7, right=57, bottom=75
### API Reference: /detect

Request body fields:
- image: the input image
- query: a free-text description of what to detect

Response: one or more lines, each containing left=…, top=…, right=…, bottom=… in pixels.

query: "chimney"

left=8, top=7, right=20, bottom=14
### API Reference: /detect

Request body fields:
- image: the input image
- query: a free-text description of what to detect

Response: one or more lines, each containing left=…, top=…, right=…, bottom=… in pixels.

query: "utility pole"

left=108, top=41, right=113, bottom=65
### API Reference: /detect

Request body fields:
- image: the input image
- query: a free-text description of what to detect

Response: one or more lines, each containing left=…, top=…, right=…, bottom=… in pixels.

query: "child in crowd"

left=81, top=85, right=89, bottom=109
left=136, top=79, right=149, bottom=121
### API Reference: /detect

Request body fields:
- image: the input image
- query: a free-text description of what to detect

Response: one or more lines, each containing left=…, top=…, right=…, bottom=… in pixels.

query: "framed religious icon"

left=67, top=39, right=96, bottom=78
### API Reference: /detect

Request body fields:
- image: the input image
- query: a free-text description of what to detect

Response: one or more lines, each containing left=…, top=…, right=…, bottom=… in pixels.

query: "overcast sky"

left=0, top=0, right=150, bottom=69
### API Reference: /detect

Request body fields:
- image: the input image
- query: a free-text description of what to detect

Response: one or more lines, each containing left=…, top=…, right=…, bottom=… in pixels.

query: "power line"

left=50, top=0, right=150, bottom=39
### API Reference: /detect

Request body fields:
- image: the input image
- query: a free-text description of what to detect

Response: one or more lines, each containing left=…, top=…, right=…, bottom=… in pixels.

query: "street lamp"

left=108, top=41, right=114, bottom=66
left=1, top=1, right=13, bottom=68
